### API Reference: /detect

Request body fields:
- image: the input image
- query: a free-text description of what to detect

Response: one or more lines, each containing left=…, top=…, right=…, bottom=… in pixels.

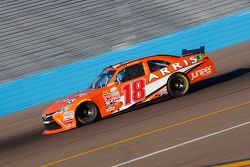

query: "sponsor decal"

left=110, top=87, right=121, bottom=104
left=189, top=56, right=198, bottom=64
left=67, top=99, right=75, bottom=104
left=196, top=54, right=204, bottom=60
left=149, top=73, right=159, bottom=83
left=77, top=93, right=86, bottom=97
left=63, top=111, right=74, bottom=128
left=191, top=66, right=212, bottom=80
left=63, top=111, right=74, bottom=119
left=172, top=63, right=183, bottom=71
left=60, top=119, right=73, bottom=128
left=148, top=56, right=198, bottom=82
left=102, top=90, right=109, bottom=94
left=155, top=87, right=168, bottom=97
left=103, top=87, right=121, bottom=112
left=122, top=78, right=146, bottom=105
left=55, top=98, right=76, bottom=104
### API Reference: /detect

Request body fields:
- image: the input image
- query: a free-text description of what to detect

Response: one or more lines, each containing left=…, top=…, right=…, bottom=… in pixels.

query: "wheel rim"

left=77, top=103, right=96, bottom=123
left=170, top=76, right=187, bottom=94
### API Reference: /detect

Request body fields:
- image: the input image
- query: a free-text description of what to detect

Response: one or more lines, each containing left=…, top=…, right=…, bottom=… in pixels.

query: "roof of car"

left=106, top=54, right=178, bottom=70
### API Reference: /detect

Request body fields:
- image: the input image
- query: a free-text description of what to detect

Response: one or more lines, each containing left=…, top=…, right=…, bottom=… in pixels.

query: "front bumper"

left=42, top=112, right=76, bottom=135
left=43, top=121, right=62, bottom=130
left=42, top=114, right=63, bottom=134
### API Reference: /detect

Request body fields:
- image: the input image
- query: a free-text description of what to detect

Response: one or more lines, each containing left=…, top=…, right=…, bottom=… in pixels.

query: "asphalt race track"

left=0, top=41, right=250, bottom=167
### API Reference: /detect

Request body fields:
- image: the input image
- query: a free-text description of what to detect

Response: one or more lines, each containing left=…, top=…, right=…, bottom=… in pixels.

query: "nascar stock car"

left=42, top=46, right=216, bottom=134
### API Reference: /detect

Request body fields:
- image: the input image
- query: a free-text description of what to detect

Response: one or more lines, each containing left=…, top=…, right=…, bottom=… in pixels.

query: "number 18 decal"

left=122, top=78, right=146, bottom=105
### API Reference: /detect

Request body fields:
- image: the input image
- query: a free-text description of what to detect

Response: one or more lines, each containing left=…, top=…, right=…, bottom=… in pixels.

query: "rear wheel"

left=76, top=102, right=99, bottom=126
left=167, top=73, right=190, bottom=97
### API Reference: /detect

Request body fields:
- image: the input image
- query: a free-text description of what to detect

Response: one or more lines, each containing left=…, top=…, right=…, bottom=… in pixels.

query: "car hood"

left=43, top=89, right=97, bottom=115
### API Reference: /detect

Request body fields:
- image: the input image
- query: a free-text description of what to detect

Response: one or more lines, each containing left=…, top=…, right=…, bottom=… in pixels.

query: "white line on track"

left=112, top=121, right=250, bottom=167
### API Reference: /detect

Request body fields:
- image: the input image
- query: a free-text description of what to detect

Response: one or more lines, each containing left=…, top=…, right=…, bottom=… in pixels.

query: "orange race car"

left=42, top=46, right=216, bottom=134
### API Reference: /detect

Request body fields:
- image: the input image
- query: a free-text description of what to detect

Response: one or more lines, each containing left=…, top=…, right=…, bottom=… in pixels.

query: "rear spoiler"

left=182, top=46, right=205, bottom=55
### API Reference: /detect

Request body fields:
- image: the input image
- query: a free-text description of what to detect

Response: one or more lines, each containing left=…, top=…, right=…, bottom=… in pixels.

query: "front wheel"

left=76, top=102, right=99, bottom=126
left=167, top=73, right=190, bottom=98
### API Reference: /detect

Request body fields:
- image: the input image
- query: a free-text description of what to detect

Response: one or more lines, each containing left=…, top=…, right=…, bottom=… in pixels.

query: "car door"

left=106, top=62, right=148, bottom=113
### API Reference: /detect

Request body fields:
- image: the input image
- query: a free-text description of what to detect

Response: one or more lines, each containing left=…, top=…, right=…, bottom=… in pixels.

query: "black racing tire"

left=76, top=102, right=99, bottom=126
left=167, top=73, right=190, bottom=98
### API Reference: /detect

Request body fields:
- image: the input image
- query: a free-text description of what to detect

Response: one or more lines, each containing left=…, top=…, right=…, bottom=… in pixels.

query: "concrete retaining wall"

left=1, top=10, right=250, bottom=116
left=0, top=0, right=248, bottom=82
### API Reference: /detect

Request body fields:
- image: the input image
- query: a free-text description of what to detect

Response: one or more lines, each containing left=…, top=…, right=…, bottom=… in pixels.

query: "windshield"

left=89, top=70, right=116, bottom=89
